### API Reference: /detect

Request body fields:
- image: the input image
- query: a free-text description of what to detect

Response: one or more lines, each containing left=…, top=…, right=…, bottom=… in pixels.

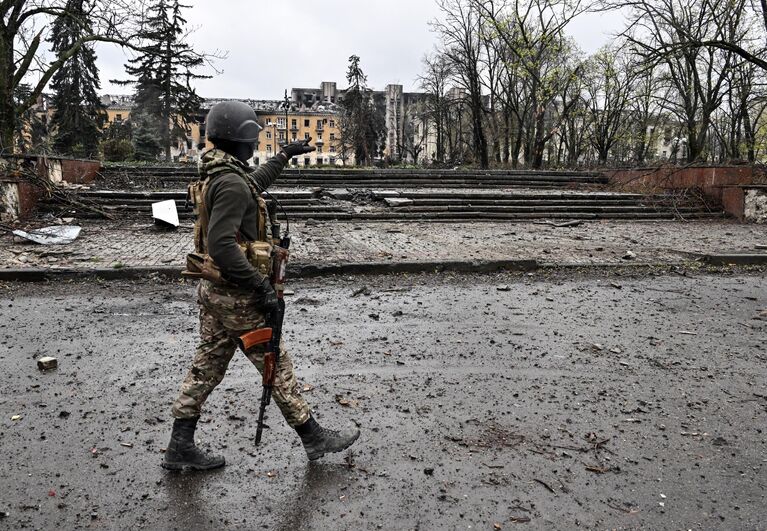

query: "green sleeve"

left=249, top=154, right=287, bottom=191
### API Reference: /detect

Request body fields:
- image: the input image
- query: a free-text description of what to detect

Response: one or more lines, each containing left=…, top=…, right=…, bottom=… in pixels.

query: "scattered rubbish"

left=266, top=471, right=277, bottom=478
left=58, top=411, right=70, bottom=418
left=48, top=490, right=56, bottom=497
left=384, top=197, right=414, bottom=207
left=610, top=282, right=622, bottom=289
left=679, top=330, right=698, bottom=336
left=622, top=250, right=636, bottom=260
left=151, top=200, right=179, bottom=228
left=294, top=297, right=322, bottom=306
left=283, top=289, right=295, bottom=296
left=423, top=468, right=434, bottom=476
left=335, top=395, right=358, bottom=408
left=533, top=478, right=556, bottom=493
left=391, top=310, right=404, bottom=317
left=533, top=220, right=583, bottom=228
left=510, top=516, right=531, bottom=523
left=11, top=415, right=22, bottom=421
left=351, top=286, right=371, bottom=297
left=301, top=383, right=315, bottom=392
left=494, top=523, right=502, bottom=530
left=2, top=224, right=81, bottom=245
left=37, top=356, right=58, bottom=371
left=497, top=285, right=511, bottom=292
left=120, top=442, right=133, bottom=448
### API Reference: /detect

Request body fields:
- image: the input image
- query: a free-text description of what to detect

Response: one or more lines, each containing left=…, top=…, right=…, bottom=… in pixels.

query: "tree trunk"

left=0, top=28, right=15, bottom=153
left=531, top=109, right=546, bottom=169
left=502, top=112, right=510, bottom=165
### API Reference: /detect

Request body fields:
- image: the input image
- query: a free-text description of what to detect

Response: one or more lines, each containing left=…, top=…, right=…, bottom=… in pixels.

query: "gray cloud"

left=96, top=1, right=627, bottom=99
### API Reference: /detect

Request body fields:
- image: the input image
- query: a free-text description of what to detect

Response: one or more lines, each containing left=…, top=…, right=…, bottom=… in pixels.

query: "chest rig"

left=183, top=149, right=273, bottom=283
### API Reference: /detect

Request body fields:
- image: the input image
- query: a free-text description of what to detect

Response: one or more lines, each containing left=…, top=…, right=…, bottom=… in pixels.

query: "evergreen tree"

left=338, top=56, right=385, bottom=166
left=49, top=0, right=105, bottom=159
left=13, top=84, right=49, bottom=154
left=115, top=0, right=208, bottom=161
left=131, top=112, right=162, bottom=161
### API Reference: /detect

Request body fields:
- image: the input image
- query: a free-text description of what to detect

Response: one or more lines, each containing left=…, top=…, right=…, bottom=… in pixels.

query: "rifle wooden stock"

left=237, top=327, right=273, bottom=351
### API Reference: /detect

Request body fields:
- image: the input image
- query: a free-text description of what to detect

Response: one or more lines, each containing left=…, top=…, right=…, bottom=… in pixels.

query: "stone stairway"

left=98, top=165, right=609, bottom=190
left=46, top=186, right=724, bottom=222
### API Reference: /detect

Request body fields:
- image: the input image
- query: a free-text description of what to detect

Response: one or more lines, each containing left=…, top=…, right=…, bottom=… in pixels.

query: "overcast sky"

left=95, top=0, right=627, bottom=100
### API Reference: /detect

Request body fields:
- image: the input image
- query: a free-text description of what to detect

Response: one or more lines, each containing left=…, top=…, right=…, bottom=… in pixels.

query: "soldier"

left=162, top=101, right=359, bottom=471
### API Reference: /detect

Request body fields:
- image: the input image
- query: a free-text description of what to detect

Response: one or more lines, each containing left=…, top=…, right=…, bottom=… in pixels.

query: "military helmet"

left=205, top=100, right=262, bottom=143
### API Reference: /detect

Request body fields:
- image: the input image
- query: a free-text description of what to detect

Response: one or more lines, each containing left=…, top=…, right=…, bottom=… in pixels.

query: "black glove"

left=254, top=276, right=279, bottom=314
left=281, top=138, right=316, bottom=158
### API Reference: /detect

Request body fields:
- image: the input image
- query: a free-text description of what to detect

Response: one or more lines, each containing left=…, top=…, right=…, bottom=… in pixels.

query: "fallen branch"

left=11, top=164, right=114, bottom=220
left=532, top=478, right=556, bottom=494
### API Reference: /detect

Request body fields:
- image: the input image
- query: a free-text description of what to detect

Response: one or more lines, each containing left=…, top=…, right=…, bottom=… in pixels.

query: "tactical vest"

left=185, top=149, right=273, bottom=283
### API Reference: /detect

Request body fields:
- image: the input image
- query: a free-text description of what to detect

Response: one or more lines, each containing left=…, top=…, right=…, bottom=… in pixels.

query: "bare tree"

left=625, top=61, right=664, bottom=164
left=419, top=53, right=453, bottom=163
left=0, top=0, right=144, bottom=153
left=472, top=0, right=590, bottom=168
left=622, top=0, right=747, bottom=162
left=583, top=46, right=636, bottom=164
left=432, top=0, right=490, bottom=168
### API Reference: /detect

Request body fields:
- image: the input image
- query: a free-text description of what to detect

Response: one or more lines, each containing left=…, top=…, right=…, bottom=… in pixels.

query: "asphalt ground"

left=0, top=269, right=765, bottom=530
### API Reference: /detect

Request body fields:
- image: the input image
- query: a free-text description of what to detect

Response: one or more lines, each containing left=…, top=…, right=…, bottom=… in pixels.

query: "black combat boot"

left=162, top=417, right=226, bottom=471
left=295, top=416, right=360, bottom=461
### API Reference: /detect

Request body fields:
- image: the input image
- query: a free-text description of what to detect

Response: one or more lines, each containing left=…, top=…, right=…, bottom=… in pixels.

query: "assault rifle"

left=237, top=198, right=290, bottom=446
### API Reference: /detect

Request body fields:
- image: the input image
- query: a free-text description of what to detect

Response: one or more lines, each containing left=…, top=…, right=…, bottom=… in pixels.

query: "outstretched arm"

left=250, top=139, right=316, bottom=191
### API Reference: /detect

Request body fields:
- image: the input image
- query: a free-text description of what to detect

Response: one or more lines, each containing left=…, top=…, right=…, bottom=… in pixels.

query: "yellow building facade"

left=253, top=111, right=343, bottom=166
left=101, top=100, right=345, bottom=166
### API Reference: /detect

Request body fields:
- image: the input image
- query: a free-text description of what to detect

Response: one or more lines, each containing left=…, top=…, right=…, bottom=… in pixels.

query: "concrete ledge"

left=0, top=259, right=539, bottom=282
left=2, top=256, right=764, bottom=282
left=291, top=259, right=539, bottom=278
left=700, top=253, right=767, bottom=266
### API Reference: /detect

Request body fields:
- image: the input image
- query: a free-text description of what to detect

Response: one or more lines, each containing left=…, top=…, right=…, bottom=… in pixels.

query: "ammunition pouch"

left=242, top=240, right=273, bottom=278
left=182, top=241, right=273, bottom=287
left=182, top=252, right=231, bottom=285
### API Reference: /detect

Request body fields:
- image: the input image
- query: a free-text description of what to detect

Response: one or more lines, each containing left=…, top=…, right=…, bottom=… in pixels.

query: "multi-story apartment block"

left=254, top=109, right=342, bottom=167
left=97, top=80, right=440, bottom=165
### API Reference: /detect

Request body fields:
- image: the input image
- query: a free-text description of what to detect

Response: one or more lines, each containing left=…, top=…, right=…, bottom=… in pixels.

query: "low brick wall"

left=0, top=155, right=100, bottom=220
left=60, top=159, right=100, bottom=184
left=606, top=166, right=753, bottom=201
left=606, top=166, right=755, bottom=220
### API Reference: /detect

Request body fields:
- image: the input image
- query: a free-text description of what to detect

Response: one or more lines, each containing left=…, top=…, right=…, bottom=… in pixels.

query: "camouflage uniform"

left=171, top=150, right=311, bottom=427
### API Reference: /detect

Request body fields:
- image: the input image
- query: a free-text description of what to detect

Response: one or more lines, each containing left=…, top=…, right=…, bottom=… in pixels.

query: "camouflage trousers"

left=171, top=280, right=311, bottom=427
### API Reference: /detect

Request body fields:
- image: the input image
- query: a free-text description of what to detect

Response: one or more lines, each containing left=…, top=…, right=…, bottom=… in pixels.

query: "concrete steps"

left=42, top=186, right=724, bottom=222
left=98, top=166, right=609, bottom=190
left=35, top=166, right=723, bottom=222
